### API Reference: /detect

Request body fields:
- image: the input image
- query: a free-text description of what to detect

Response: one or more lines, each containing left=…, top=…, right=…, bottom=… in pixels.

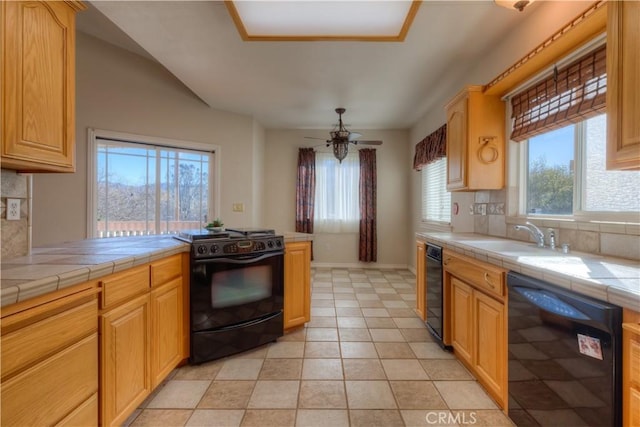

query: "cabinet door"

left=415, top=242, right=426, bottom=321
left=150, top=277, right=183, bottom=389
left=450, top=277, right=473, bottom=365
left=623, top=323, right=640, bottom=427
left=101, top=294, right=151, bottom=427
left=1, top=1, right=81, bottom=172
left=607, top=0, right=640, bottom=170
left=446, top=95, right=467, bottom=190
left=284, top=241, right=311, bottom=330
left=473, top=290, right=506, bottom=408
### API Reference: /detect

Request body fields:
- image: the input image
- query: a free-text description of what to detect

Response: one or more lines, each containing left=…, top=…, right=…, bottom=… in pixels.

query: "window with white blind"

left=422, top=157, right=451, bottom=223
left=88, top=130, right=216, bottom=238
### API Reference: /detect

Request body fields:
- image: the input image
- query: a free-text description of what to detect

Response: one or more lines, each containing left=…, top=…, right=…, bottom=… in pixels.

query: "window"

left=91, top=135, right=214, bottom=237
left=314, top=152, right=359, bottom=233
left=422, top=157, right=451, bottom=223
left=523, top=114, right=640, bottom=217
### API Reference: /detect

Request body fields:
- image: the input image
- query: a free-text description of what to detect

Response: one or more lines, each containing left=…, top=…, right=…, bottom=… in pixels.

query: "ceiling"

left=78, top=1, right=539, bottom=131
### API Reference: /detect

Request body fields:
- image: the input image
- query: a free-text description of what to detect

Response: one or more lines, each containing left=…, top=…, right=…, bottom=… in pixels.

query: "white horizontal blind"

left=422, top=157, right=451, bottom=223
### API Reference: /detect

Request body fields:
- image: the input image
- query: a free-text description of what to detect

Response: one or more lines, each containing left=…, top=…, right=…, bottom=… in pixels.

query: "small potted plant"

left=206, top=218, right=224, bottom=231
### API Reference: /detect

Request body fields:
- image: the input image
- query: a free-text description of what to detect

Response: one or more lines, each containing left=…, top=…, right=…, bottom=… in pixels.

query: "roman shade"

left=510, top=44, right=606, bottom=142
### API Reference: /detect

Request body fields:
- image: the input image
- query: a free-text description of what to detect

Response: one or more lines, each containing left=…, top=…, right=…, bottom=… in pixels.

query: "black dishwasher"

left=425, top=243, right=450, bottom=349
left=507, top=272, right=622, bottom=427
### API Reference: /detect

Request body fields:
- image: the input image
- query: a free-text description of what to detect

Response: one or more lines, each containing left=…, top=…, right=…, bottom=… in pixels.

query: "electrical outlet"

left=7, top=198, right=20, bottom=220
left=232, top=203, right=244, bottom=212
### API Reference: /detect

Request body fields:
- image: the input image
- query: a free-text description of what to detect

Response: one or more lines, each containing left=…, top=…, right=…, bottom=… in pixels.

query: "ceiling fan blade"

left=348, top=132, right=362, bottom=141
left=353, top=140, right=383, bottom=146
left=304, top=136, right=328, bottom=141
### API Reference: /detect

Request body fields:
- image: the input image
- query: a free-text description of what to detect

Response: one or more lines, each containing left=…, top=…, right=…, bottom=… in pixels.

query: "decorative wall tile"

left=600, top=233, right=640, bottom=260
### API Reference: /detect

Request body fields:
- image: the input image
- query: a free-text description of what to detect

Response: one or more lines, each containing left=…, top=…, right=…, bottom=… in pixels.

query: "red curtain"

left=359, top=149, right=377, bottom=262
left=413, top=123, right=446, bottom=171
left=295, top=148, right=315, bottom=234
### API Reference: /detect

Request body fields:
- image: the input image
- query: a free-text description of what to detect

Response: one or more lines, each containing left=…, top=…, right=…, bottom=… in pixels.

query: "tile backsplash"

left=1, top=169, right=30, bottom=258
left=472, top=189, right=640, bottom=261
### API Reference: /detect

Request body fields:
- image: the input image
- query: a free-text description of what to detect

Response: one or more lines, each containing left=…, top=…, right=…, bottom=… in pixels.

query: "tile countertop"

left=417, top=232, right=640, bottom=312
left=0, top=232, right=313, bottom=308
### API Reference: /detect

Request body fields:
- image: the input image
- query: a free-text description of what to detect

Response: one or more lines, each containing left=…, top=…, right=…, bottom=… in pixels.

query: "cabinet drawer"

left=443, top=250, right=504, bottom=299
left=1, top=298, right=97, bottom=380
left=1, top=333, right=98, bottom=426
left=101, top=265, right=150, bottom=310
left=56, top=393, right=98, bottom=427
left=151, top=254, right=182, bottom=288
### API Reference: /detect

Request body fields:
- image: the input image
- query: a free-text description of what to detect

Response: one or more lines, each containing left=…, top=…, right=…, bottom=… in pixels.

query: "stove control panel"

left=192, top=236, right=284, bottom=259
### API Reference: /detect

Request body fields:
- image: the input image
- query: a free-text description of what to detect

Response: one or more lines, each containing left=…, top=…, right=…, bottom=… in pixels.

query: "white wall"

left=32, top=33, right=264, bottom=246
left=264, top=129, right=410, bottom=267
left=408, top=1, right=597, bottom=268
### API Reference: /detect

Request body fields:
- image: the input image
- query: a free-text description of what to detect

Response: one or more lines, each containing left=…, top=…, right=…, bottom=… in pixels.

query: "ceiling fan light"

left=495, top=0, right=532, bottom=12
left=333, top=141, right=349, bottom=163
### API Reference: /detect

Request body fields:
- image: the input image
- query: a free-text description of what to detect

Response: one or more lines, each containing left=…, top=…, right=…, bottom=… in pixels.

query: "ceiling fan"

left=305, top=108, right=383, bottom=162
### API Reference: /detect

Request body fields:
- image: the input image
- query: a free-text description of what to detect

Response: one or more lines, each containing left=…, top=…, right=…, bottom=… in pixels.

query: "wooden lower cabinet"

left=623, top=309, right=640, bottom=427
left=284, top=241, right=311, bottom=330
left=415, top=241, right=426, bottom=321
left=444, top=250, right=507, bottom=410
left=100, top=293, right=151, bottom=427
left=0, top=287, right=99, bottom=426
left=150, top=277, right=183, bottom=389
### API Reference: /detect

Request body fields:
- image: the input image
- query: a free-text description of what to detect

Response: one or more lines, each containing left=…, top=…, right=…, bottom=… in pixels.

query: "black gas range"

left=175, top=227, right=284, bottom=259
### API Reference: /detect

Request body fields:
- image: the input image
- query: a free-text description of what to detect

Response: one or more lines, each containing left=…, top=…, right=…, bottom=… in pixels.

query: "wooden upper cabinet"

left=607, top=0, right=640, bottom=170
left=445, top=85, right=506, bottom=191
left=1, top=1, right=85, bottom=172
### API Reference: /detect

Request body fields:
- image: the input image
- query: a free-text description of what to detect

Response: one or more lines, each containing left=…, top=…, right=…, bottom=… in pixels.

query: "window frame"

left=421, top=157, right=451, bottom=226
left=87, top=128, right=221, bottom=238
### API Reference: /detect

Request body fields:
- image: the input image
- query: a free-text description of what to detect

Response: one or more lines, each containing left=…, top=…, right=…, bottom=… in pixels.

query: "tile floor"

left=125, top=268, right=514, bottom=427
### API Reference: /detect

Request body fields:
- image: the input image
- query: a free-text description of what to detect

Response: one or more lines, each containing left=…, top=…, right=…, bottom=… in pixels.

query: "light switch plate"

left=7, top=198, right=20, bottom=220
left=232, top=203, right=244, bottom=212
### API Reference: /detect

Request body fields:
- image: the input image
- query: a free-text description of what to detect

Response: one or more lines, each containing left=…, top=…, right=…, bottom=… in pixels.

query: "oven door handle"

left=193, top=251, right=284, bottom=265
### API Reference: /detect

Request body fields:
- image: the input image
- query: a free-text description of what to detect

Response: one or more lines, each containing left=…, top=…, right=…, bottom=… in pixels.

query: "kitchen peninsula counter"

left=417, top=232, right=640, bottom=311
left=0, top=231, right=313, bottom=308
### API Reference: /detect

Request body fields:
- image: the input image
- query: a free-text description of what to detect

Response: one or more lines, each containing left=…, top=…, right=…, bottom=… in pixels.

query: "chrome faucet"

left=514, top=222, right=546, bottom=247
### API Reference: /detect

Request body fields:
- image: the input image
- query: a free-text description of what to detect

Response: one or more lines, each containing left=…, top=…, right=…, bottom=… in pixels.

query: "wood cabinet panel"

left=100, top=293, right=151, bottom=427
left=150, top=254, right=182, bottom=288
left=100, top=265, right=150, bottom=310
left=623, top=312, right=640, bottom=427
left=150, top=277, right=183, bottom=389
left=1, top=1, right=84, bottom=172
left=415, top=241, right=426, bottom=321
left=450, top=277, right=473, bottom=366
left=284, top=241, right=311, bottom=330
left=56, top=393, right=98, bottom=427
left=443, top=251, right=504, bottom=300
left=1, top=333, right=98, bottom=426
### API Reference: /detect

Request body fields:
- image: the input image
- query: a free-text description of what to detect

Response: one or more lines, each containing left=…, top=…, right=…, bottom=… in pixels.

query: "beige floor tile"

left=336, top=316, right=367, bottom=328
left=130, top=409, right=192, bottom=426
left=306, top=317, right=337, bottom=328
left=185, top=409, right=245, bottom=427
left=259, top=358, right=303, bottom=380
left=173, top=361, right=222, bottom=380
left=362, top=308, right=390, bottom=318
left=434, top=381, right=498, bottom=409
left=280, top=328, right=307, bottom=342
left=342, top=359, right=387, bottom=380
left=410, top=342, right=456, bottom=359
left=382, top=300, right=409, bottom=308
left=386, top=308, right=419, bottom=317
left=302, top=358, right=344, bottom=380
left=357, top=300, right=385, bottom=308
left=349, top=410, right=405, bottom=427
left=311, top=299, right=336, bottom=307
left=335, top=307, right=363, bottom=317
left=340, top=342, right=378, bottom=358
left=295, top=409, right=349, bottom=427
left=393, top=317, right=426, bottom=329
left=247, top=380, right=300, bottom=409
left=389, top=381, right=447, bottom=409
left=304, top=341, right=341, bottom=358
left=419, top=359, right=473, bottom=380
left=382, top=359, right=429, bottom=380
left=147, top=380, right=210, bottom=409
left=334, top=299, right=360, bottom=308
left=338, top=327, right=372, bottom=342
left=266, top=341, right=305, bottom=358
left=198, top=381, right=256, bottom=409
left=310, top=307, right=336, bottom=317
left=351, top=282, right=372, bottom=288
left=345, top=381, right=397, bottom=409
left=374, top=342, right=416, bottom=359
left=400, top=328, right=435, bottom=342
left=299, top=380, right=347, bottom=409
left=240, top=409, right=296, bottom=427
left=456, top=409, right=515, bottom=426
left=122, top=409, right=142, bottom=427
left=369, top=328, right=406, bottom=342
left=311, top=293, right=334, bottom=300
left=365, top=317, right=397, bottom=328
left=216, top=359, right=264, bottom=380
left=356, top=293, right=381, bottom=301
left=401, top=410, right=459, bottom=427
left=333, top=287, right=355, bottom=294
left=233, top=345, right=269, bottom=359
left=333, top=294, right=357, bottom=301
left=306, top=327, right=339, bottom=342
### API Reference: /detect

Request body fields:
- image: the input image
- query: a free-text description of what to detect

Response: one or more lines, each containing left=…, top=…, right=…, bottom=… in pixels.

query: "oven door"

left=191, top=251, right=284, bottom=332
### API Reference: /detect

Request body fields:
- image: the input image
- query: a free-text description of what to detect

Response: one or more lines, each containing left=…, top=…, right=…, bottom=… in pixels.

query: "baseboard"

left=311, top=262, right=410, bottom=270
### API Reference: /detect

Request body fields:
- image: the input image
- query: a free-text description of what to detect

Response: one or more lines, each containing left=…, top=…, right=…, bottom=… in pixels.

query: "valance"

left=413, top=124, right=447, bottom=171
